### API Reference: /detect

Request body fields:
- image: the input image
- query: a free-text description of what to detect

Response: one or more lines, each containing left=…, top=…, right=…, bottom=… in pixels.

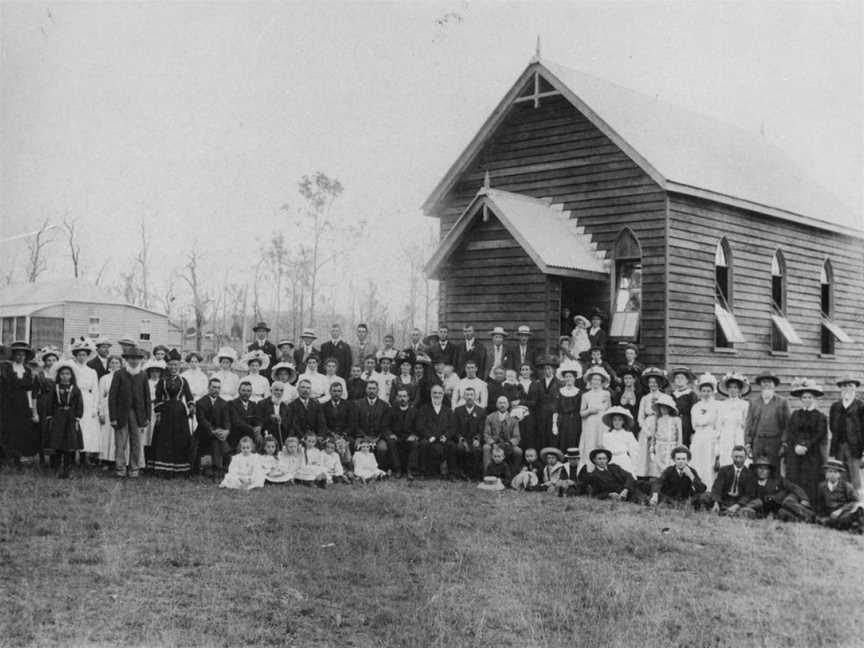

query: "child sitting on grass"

left=540, top=447, right=567, bottom=494
left=277, top=436, right=304, bottom=483
left=260, top=435, right=292, bottom=484
left=478, top=445, right=511, bottom=490
left=293, top=432, right=328, bottom=488
left=352, top=439, right=387, bottom=483
left=815, top=458, right=863, bottom=532
left=321, top=438, right=349, bottom=484
left=219, top=436, right=265, bottom=490
left=511, top=447, right=542, bottom=491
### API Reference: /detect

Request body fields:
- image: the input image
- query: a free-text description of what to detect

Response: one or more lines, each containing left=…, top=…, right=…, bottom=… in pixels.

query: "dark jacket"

left=293, top=345, right=319, bottom=375
left=814, top=480, right=858, bottom=517
left=320, top=340, right=352, bottom=380
left=195, top=394, right=230, bottom=436
left=351, top=397, right=391, bottom=440
left=322, top=398, right=353, bottom=436
left=829, top=399, right=864, bottom=458
left=484, top=344, right=514, bottom=379
left=783, top=408, right=828, bottom=456
left=87, top=355, right=111, bottom=381
left=454, top=404, right=485, bottom=443
left=227, top=397, right=260, bottom=447
left=287, top=397, right=325, bottom=438
left=256, top=397, right=291, bottom=444
left=484, top=460, right=512, bottom=483
left=455, top=341, right=487, bottom=378
left=652, top=465, right=707, bottom=500
left=710, top=464, right=756, bottom=507
left=428, top=340, right=457, bottom=367
left=416, top=402, right=456, bottom=441
left=108, top=367, right=151, bottom=429
left=579, top=463, right=637, bottom=498
left=390, top=405, right=418, bottom=440
left=750, top=475, right=810, bottom=510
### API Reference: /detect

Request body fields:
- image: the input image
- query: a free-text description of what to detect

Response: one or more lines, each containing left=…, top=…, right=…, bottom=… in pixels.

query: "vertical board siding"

left=431, top=95, right=666, bottom=366
left=667, top=194, right=864, bottom=401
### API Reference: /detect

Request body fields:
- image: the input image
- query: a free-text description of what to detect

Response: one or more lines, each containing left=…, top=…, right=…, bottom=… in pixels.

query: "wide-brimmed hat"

left=489, top=326, right=507, bottom=337
left=165, top=348, right=182, bottom=363
left=122, top=347, right=146, bottom=360
left=477, top=476, right=505, bottom=492
left=276, top=339, right=295, bottom=349
left=584, top=365, right=610, bottom=385
left=300, top=328, right=317, bottom=339
left=422, top=332, right=440, bottom=347
left=395, top=351, right=412, bottom=366
left=836, top=374, right=862, bottom=388
left=117, top=336, right=137, bottom=347
left=36, top=346, right=61, bottom=365
left=564, top=447, right=580, bottom=460
left=540, top=447, right=564, bottom=462
left=143, top=359, right=166, bottom=373
left=696, top=373, right=717, bottom=391
left=252, top=322, right=271, bottom=332
left=517, top=325, right=532, bottom=336
left=93, top=336, right=111, bottom=348
left=271, top=362, right=297, bottom=381
left=641, top=367, right=668, bottom=388
left=652, top=393, right=678, bottom=416
left=717, top=372, right=751, bottom=397
left=589, top=447, right=613, bottom=464
left=239, top=349, right=271, bottom=371
left=52, top=359, right=78, bottom=382
left=70, top=337, right=95, bottom=356
left=185, top=351, right=203, bottom=363
left=823, top=458, right=847, bottom=473
left=601, top=405, right=634, bottom=429
left=754, top=371, right=781, bottom=386
left=790, top=378, right=824, bottom=399
left=535, top=354, right=559, bottom=369
left=751, top=456, right=775, bottom=471
left=669, top=366, right=696, bottom=382
left=572, top=315, right=591, bottom=329
left=215, top=346, right=237, bottom=363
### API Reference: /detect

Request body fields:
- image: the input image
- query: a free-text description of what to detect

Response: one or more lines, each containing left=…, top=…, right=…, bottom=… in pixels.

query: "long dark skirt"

left=149, top=401, right=192, bottom=475
left=47, top=409, right=84, bottom=452
left=556, top=394, right=582, bottom=451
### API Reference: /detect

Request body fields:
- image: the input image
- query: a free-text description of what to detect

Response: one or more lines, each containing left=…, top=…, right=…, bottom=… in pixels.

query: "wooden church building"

left=423, top=54, right=864, bottom=392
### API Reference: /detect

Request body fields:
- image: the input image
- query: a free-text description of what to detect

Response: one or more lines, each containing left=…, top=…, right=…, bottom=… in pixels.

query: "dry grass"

left=1, top=468, right=862, bottom=648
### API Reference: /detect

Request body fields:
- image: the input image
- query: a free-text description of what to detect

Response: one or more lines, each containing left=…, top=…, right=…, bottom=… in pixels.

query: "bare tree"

left=135, top=219, right=151, bottom=308
left=155, top=274, right=177, bottom=319
left=180, top=245, right=211, bottom=352
left=62, top=217, right=83, bottom=279
left=265, top=232, right=291, bottom=337
left=93, top=259, right=110, bottom=286
left=26, top=218, right=55, bottom=283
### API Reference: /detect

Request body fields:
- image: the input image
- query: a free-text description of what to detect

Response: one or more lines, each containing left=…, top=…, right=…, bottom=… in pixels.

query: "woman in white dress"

left=600, top=405, right=640, bottom=475
left=716, top=372, right=751, bottom=467
left=319, top=358, right=347, bottom=404
left=96, top=355, right=123, bottom=464
left=70, top=338, right=100, bottom=464
left=239, top=350, right=271, bottom=403
left=211, top=347, right=240, bottom=401
left=689, top=373, right=721, bottom=489
left=636, top=367, right=667, bottom=478
left=578, top=366, right=611, bottom=470
left=181, top=352, right=209, bottom=401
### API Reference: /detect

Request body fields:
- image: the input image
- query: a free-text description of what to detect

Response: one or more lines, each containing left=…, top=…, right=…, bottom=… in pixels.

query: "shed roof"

left=424, top=187, right=609, bottom=280
left=423, top=58, right=863, bottom=237
left=0, top=280, right=169, bottom=318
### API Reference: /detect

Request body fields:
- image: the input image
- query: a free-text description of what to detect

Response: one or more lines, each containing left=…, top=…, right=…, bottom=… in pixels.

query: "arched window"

left=819, top=259, right=853, bottom=354
left=769, top=249, right=800, bottom=352
left=820, top=260, right=832, bottom=316
left=714, top=238, right=742, bottom=349
left=609, top=229, right=641, bottom=340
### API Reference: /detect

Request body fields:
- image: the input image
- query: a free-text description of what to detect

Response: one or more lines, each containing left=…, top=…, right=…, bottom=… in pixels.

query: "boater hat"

left=601, top=405, right=634, bottom=429
left=517, top=325, right=532, bottom=336
left=540, top=447, right=564, bottom=462
left=477, top=476, right=505, bottom=492
left=790, top=378, right=823, bottom=399
left=93, top=336, right=111, bottom=348
left=696, top=373, right=717, bottom=391
left=564, top=447, right=580, bottom=460
left=583, top=365, right=610, bottom=385
left=277, top=339, right=295, bottom=350
left=489, top=326, right=507, bottom=337
left=589, top=447, right=613, bottom=464
left=822, top=458, right=847, bottom=473
left=300, top=328, right=317, bottom=339
left=215, top=346, right=237, bottom=363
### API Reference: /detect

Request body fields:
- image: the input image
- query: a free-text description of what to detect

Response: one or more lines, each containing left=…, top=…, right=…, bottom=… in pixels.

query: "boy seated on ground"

left=695, top=445, right=756, bottom=517
left=511, top=447, right=542, bottom=491
left=738, top=456, right=813, bottom=522
left=483, top=445, right=512, bottom=487
left=815, top=458, right=863, bottom=532
left=579, top=447, right=646, bottom=503
left=649, top=446, right=707, bottom=507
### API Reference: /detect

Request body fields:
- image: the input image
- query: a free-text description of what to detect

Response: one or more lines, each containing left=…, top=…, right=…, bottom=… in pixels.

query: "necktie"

left=730, top=469, right=739, bottom=497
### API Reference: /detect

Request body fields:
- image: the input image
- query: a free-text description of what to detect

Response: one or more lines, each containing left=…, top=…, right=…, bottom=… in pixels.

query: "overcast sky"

left=1, top=1, right=861, bottom=309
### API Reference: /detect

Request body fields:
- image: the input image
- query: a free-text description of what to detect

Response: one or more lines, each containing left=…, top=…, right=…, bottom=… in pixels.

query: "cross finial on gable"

left=534, top=35, right=541, bottom=62
left=483, top=170, right=491, bottom=190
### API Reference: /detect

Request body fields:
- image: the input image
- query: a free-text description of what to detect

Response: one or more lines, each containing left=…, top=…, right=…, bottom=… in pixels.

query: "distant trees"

left=25, top=218, right=55, bottom=283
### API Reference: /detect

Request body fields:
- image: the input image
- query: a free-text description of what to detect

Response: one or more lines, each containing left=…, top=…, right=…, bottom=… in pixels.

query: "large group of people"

left=1, top=316, right=862, bottom=533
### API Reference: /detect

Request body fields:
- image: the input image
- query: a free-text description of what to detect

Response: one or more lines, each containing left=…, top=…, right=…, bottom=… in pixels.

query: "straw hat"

left=601, top=405, right=634, bottom=429
left=70, top=337, right=95, bottom=356
left=564, top=447, right=580, bottom=460
left=589, top=447, right=613, bottom=464
left=489, top=326, right=507, bottom=337
left=652, top=393, right=679, bottom=416
left=239, top=349, right=271, bottom=371
left=539, top=447, right=564, bottom=462
left=717, top=372, right=751, bottom=397
left=754, top=371, right=781, bottom=386
left=215, top=346, right=238, bottom=363
left=790, top=378, right=824, bottom=399
left=669, top=366, right=696, bottom=382
left=300, top=328, right=317, bottom=340
left=641, top=367, right=668, bottom=388
left=36, top=346, right=62, bottom=365
left=583, top=365, right=610, bottom=385
left=572, top=315, right=591, bottom=329
left=696, top=373, right=717, bottom=391
left=271, top=362, right=297, bottom=382
left=477, top=476, right=505, bottom=491
left=836, top=374, right=862, bottom=388
left=517, top=325, right=532, bottom=336
left=93, top=336, right=111, bottom=348
left=142, top=359, right=166, bottom=373
left=822, top=458, right=847, bottom=473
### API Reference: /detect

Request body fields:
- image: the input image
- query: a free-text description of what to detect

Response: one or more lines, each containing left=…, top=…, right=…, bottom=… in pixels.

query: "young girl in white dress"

left=352, top=440, right=387, bottom=482
left=637, top=368, right=667, bottom=478
left=715, top=373, right=751, bottom=467
left=689, top=374, right=721, bottom=489
left=600, top=406, right=640, bottom=476
left=260, top=436, right=292, bottom=484
left=71, top=339, right=100, bottom=464
left=294, top=432, right=328, bottom=487
left=578, top=367, right=611, bottom=470
left=219, top=436, right=265, bottom=490
left=650, top=393, right=682, bottom=477
left=277, top=436, right=304, bottom=482
left=96, top=356, right=123, bottom=464
left=321, top=438, right=348, bottom=483
left=570, top=315, right=591, bottom=360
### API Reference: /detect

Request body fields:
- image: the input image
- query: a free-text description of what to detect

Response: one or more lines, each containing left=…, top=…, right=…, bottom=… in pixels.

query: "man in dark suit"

left=510, top=325, right=538, bottom=371
left=288, top=378, right=325, bottom=438
left=195, top=377, right=231, bottom=476
left=452, top=386, right=485, bottom=479
left=739, top=456, right=813, bottom=522
left=403, top=328, right=427, bottom=366
left=256, top=381, right=291, bottom=446
left=829, top=375, right=864, bottom=491
left=227, top=381, right=262, bottom=449
left=579, top=447, right=644, bottom=501
left=427, top=326, right=456, bottom=367
left=108, top=347, right=150, bottom=478
left=87, top=337, right=112, bottom=380
left=247, top=322, right=279, bottom=380
left=293, top=329, right=319, bottom=375
left=415, top=384, right=455, bottom=476
left=322, top=381, right=353, bottom=438
left=485, top=327, right=513, bottom=380
left=455, top=324, right=486, bottom=378
left=650, top=446, right=707, bottom=506
left=391, top=386, right=419, bottom=478
left=352, top=381, right=394, bottom=470
left=320, top=323, right=352, bottom=380
left=695, top=445, right=755, bottom=516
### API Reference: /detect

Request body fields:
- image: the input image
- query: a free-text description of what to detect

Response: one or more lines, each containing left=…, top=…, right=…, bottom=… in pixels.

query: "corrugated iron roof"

left=425, top=187, right=609, bottom=279
left=423, top=59, right=863, bottom=237
left=0, top=280, right=168, bottom=317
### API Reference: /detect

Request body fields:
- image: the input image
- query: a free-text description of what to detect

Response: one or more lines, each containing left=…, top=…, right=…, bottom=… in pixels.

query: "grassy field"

left=1, top=469, right=862, bottom=648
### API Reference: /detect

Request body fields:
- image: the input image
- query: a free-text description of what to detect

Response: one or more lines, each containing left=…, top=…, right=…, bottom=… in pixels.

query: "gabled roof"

left=423, top=58, right=863, bottom=237
left=424, top=187, right=609, bottom=280
left=0, top=280, right=169, bottom=318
